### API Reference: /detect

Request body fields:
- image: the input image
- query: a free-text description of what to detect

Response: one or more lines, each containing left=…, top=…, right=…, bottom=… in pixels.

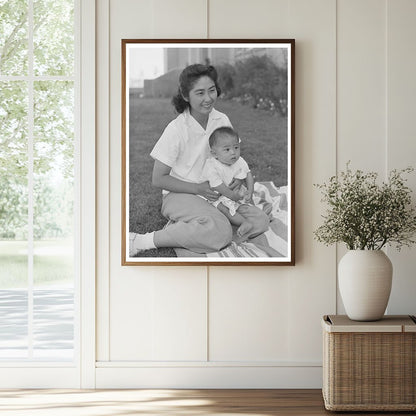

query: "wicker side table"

left=322, top=315, right=416, bottom=411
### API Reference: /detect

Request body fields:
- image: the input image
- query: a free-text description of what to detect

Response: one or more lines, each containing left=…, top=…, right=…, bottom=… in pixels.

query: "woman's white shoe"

left=129, top=231, right=156, bottom=256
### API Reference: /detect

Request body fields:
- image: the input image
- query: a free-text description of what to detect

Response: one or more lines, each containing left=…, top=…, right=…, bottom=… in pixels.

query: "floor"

left=0, top=291, right=414, bottom=415
left=0, top=389, right=414, bottom=416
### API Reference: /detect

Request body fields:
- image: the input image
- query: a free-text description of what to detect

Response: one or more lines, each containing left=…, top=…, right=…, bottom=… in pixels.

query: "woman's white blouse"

left=150, top=108, right=232, bottom=185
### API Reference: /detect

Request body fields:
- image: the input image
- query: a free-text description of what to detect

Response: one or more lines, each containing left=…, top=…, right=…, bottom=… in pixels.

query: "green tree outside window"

left=1, top=0, right=75, bottom=288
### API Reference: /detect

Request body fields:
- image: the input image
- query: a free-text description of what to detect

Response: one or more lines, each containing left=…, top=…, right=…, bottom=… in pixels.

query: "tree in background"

left=0, top=81, right=28, bottom=239
left=217, top=55, right=288, bottom=115
left=0, top=0, right=74, bottom=240
left=216, top=63, right=236, bottom=97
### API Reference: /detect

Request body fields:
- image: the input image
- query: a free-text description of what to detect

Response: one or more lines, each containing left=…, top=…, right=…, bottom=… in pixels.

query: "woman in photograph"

left=129, top=63, right=269, bottom=256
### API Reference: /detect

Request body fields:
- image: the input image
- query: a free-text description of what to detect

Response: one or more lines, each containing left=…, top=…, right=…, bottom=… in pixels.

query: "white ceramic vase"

left=338, top=250, right=393, bottom=321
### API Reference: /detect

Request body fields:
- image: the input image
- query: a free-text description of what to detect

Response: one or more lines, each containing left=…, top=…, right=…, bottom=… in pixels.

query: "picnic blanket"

left=174, top=181, right=288, bottom=258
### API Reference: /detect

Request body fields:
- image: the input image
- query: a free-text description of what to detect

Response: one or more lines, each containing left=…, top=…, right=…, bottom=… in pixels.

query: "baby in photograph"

left=201, top=126, right=255, bottom=239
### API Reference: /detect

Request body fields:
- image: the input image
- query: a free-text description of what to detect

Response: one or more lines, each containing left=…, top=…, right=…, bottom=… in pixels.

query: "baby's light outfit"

left=200, top=157, right=250, bottom=216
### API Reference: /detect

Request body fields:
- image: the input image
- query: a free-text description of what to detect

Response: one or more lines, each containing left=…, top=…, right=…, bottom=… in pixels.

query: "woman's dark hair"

left=172, top=64, right=222, bottom=113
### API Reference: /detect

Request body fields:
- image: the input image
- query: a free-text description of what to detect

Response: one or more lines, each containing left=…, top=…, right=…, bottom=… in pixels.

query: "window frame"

left=0, top=0, right=96, bottom=388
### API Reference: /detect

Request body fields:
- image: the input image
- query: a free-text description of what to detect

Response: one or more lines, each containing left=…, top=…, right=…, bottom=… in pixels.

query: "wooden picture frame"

left=122, top=39, right=295, bottom=265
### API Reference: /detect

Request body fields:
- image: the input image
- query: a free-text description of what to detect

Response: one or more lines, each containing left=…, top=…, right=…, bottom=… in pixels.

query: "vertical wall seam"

left=207, top=0, right=210, bottom=39
left=206, top=0, right=210, bottom=356
left=335, top=0, right=339, bottom=314
left=207, top=266, right=210, bottom=362
left=80, top=0, right=97, bottom=388
left=106, top=0, right=111, bottom=361
left=385, top=0, right=389, bottom=177
left=384, top=0, right=390, bottom=268
left=96, top=0, right=111, bottom=363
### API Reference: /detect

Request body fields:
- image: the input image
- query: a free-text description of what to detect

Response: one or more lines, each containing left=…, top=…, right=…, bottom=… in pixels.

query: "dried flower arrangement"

left=314, top=164, right=416, bottom=250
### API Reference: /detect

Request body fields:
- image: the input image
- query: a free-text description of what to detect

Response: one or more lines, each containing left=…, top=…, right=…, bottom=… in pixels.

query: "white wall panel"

left=94, top=0, right=416, bottom=388
left=207, top=0, right=337, bottom=366
left=209, top=0, right=289, bottom=38
left=337, top=0, right=387, bottom=171
left=285, top=0, right=337, bottom=361
left=105, top=0, right=209, bottom=362
left=336, top=0, right=388, bottom=314
left=110, top=269, right=208, bottom=361
left=209, top=268, right=290, bottom=361
left=386, top=0, right=416, bottom=315
left=96, top=365, right=321, bottom=389
left=108, top=0, right=207, bottom=39
left=110, top=272, right=153, bottom=360
left=150, top=271, right=208, bottom=361
left=151, top=0, right=207, bottom=38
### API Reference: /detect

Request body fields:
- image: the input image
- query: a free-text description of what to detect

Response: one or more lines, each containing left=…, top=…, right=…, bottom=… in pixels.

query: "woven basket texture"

left=323, top=330, right=416, bottom=411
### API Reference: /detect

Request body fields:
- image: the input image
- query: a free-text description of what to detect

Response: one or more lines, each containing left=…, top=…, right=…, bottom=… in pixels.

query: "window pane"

left=33, top=287, right=74, bottom=360
left=33, top=80, right=74, bottom=359
left=0, top=0, right=28, bottom=76
left=0, top=289, right=28, bottom=359
left=0, top=81, right=28, bottom=359
left=1, top=0, right=77, bottom=363
left=0, top=81, right=29, bottom=281
left=33, top=81, right=74, bottom=166
left=33, top=81, right=74, bottom=259
left=33, top=0, right=74, bottom=76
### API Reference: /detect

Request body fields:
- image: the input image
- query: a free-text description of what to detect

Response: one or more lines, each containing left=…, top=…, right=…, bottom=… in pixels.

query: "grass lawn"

left=128, top=97, right=288, bottom=257
left=0, top=240, right=73, bottom=289
left=216, top=100, right=288, bottom=185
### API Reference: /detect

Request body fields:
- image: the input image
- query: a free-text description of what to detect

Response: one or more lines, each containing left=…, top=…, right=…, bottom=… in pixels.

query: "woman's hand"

left=230, top=190, right=243, bottom=202
left=196, top=181, right=220, bottom=201
left=243, top=191, right=254, bottom=205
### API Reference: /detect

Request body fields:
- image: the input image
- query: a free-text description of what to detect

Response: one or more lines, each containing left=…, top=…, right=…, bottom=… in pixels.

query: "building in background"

left=143, top=47, right=287, bottom=98
left=164, top=47, right=287, bottom=72
left=164, top=48, right=235, bottom=72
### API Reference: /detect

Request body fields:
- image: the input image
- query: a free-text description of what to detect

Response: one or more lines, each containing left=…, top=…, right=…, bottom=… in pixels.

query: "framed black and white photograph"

left=122, top=39, right=295, bottom=265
